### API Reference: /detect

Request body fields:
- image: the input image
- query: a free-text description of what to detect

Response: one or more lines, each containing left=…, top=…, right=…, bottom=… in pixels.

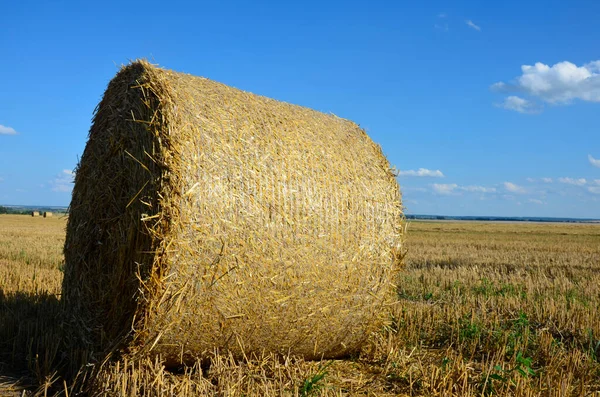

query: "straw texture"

left=62, top=60, right=404, bottom=366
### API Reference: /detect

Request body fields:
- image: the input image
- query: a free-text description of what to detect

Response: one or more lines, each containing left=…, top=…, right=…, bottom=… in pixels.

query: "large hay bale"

left=43, top=212, right=52, bottom=218
left=32, top=211, right=39, bottom=217
left=62, top=60, right=404, bottom=366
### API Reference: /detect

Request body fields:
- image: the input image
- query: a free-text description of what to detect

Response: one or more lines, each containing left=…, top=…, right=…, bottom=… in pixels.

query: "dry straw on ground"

left=62, top=60, right=405, bottom=367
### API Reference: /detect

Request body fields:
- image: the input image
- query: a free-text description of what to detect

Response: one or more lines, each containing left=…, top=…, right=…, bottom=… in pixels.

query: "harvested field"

left=1, top=214, right=600, bottom=396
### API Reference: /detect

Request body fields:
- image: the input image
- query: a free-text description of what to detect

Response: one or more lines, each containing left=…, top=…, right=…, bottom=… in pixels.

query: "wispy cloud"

left=398, top=168, right=445, bottom=178
left=435, top=23, right=449, bottom=32
left=432, top=183, right=458, bottom=195
left=403, top=187, right=428, bottom=193
left=51, top=169, right=75, bottom=192
left=460, top=185, right=497, bottom=193
left=541, top=177, right=553, bottom=183
left=0, top=124, right=18, bottom=135
left=558, top=177, right=587, bottom=186
left=492, top=60, right=600, bottom=110
left=528, top=198, right=545, bottom=205
left=504, top=182, right=527, bottom=194
left=496, top=96, right=540, bottom=114
left=465, top=20, right=481, bottom=31
left=426, top=184, right=497, bottom=195
left=434, top=12, right=449, bottom=31
left=589, top=186, right=600, bottom=195
left=589, top=154, right=600, bottom=168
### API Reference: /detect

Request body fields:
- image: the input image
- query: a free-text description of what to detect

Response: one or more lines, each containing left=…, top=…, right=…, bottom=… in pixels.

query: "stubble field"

left=1, top=214, right=599, bottom=396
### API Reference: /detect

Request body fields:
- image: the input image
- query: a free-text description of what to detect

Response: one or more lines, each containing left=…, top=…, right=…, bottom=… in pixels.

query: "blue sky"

left=1, top=0, right=599, bottom=218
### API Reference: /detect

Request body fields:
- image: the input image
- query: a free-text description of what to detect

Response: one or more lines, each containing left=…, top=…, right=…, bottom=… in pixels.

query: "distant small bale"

left=43, top=212, right=52, bottom=218
left=31, top=211, right=40, bottom=217
left=62, top=60, right=405, bottom=367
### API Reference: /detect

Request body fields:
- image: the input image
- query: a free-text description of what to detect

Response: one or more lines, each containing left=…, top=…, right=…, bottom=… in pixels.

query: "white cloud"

left=465, top=20, right=481, bottom=31
left=398, top=168, right=445, bottom=178
left=504, top=182, right=527, bottom=194
left=528, top=198, right=545, bottom=205
left=593, top=179, right=600, bottom=186
left=541, top=177, right=553, bottom=183
left=490, top=82, right=507, bottom=91
left=0, top=124, right=17, bottom=135
left=589, top=154, right=600, bottom=168
left=496, top=96, right=540, bottom=114
left=51, top=169, right=75, bottom=192
left=432, top=183, right=458, bottom=195
left=558, top=177, right=587, bottom=186
left=460, top=185, right=496, bottom=193
left=494, top=60, right=600, bottom=106
left=526, top=177, right=535, bottom=183
left=403, top=187, right=428, bottom=192
left=589, top=186, right=600, bottom=195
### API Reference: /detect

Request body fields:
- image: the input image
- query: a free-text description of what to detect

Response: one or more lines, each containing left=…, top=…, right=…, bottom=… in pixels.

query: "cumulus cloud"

left=51, top=169, right=75, bottom=192
left=490, top=82, right=507, bottom=91
left=541, top=177, right=553, bottom=183
left=493, top=60, right=600, bottom=108
left=589, top=154, right=600, bottom=168
left=504, top=182, right=527, bottom=194
left=558, top=177, right=587, bottom=186
left=465, top=20, right=481, bottom=31
left=0, top=124, right=17, bottom=135
left=398, top=168, right=445, bottom=178
left=496, top=96, right=540, bottom=114
left=432, top=183, right=458, bottom=195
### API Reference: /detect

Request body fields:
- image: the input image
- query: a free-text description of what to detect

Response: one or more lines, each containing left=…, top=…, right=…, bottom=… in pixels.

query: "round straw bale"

left=32, top=211, right=39, bottom=217
left=43, top=211, right=52, bottom=218
left=62, top=60, right=404, bottom=366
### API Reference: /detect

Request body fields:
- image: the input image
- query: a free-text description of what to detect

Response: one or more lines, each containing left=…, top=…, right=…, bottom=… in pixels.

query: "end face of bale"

left=61, top=62, right=171, bottom=357
left=62, top=60, right=405, bottom=367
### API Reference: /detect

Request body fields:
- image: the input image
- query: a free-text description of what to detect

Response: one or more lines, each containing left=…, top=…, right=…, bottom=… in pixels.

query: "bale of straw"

left=62, top=60, right=405, bottom=366
left=43, top=212, right=52, bottom=218
left=32, top=211, right=39, bottom=217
